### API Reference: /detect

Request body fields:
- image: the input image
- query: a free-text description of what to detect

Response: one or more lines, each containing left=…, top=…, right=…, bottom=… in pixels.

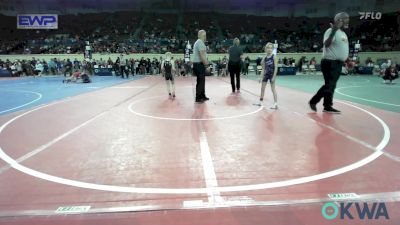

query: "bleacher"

left=0, top=12, right=399, bottom=54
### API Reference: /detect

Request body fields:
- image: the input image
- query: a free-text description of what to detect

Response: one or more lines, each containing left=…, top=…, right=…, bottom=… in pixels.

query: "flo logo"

left=322, top=202, right=389, bottom=220
left=359, top=12, right=382, bottom=20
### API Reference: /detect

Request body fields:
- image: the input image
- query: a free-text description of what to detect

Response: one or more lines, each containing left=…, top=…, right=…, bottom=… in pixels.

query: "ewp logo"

left=322, top=202, right=390, bottom=220
left=17, top=14, right=58, bottom=29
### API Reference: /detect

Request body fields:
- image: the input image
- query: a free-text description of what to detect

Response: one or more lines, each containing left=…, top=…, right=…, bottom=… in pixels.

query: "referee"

left=309, top=12, right=350, bottom=114
left=228, top=38, right=243, bottom=93
left=193, top=30, right=210, bottom=103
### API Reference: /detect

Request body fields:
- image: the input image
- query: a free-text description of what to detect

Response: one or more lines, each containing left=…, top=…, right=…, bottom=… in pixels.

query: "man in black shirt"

left=228, top=38, right=243, bottom=93
left=64, top=59, right=73, bottom=77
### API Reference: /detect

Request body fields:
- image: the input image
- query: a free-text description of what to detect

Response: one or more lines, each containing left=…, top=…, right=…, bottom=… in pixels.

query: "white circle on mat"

left=128, top=95, right=264, bottom=121
left=0, top=98, right=391, bottom=194
left=0, top=89, right=42, bottom=114
left=336, top=86, right=400, bottom=107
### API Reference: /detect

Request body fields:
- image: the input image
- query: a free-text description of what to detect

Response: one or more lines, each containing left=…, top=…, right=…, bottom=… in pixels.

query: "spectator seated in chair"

left=382, top=64, right=399, bottom=84
left=344, top=58, right=355, bottom=75
left=380, top=59, right=391, bottom=76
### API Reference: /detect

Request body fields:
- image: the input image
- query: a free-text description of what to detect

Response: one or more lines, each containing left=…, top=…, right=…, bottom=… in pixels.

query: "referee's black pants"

left=193, top=63, right=206, bottom=100
left=228, top=62, right=241, bottom=92
left=310, top=59, right=343, bottom=108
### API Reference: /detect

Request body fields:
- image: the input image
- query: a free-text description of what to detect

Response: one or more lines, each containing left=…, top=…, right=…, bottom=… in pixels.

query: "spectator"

left=243, top=56, right=250, bottom=75
left=365, top=57, right=373, bottom=66
left=34, top=61, right=44, bottom=75
left=382, top=64, right=399, bottom=84
left=380, top=59, right=391, bottom=75
left=64, top=59, right=73, bottom=77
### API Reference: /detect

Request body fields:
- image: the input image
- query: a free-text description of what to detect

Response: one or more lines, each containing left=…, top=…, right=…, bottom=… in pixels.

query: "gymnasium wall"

left=0, top=52, right=399, bottom=64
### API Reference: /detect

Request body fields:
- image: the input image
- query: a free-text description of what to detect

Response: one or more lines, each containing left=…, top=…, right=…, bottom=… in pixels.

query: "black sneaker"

left=202, top=97, right=210, bottom=101
left=323, top=107, right=341, bottom=114
left=195, top=99, right=204, bottom=103
left=169, top=93, right=171, bottom=96
left=309, top=102, right=317, bottom=112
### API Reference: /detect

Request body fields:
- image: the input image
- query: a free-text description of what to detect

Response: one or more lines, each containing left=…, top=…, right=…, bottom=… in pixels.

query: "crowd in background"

left=0, top=56, right=194, bottom=77
left=1, top=10, right=399, bottom=78
left=2, top=55, right=399, bottom=79
left=0, top=12, right=399, bottom=55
